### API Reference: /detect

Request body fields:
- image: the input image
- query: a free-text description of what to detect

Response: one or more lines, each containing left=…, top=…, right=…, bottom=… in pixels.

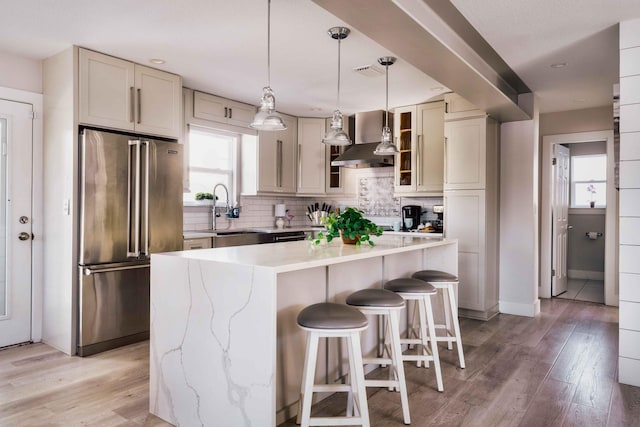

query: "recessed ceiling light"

left=573, top=98, right=586, bottom=103
left=149, top=58, right=166, bottom=64
left=550, top=62, right=567, bottom=69
left=430, top=86, right=444, bottom=91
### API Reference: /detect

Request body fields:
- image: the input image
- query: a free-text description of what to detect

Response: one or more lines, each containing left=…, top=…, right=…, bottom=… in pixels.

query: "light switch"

left=63, top=198, right=70, bottom=215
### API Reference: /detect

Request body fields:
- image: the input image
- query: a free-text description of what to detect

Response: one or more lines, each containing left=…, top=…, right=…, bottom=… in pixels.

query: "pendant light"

left=374, top=56, right=399, bottom=155
left=322, top=27, right=352, bottom=146
left=250, top=0, right=287, bottom=131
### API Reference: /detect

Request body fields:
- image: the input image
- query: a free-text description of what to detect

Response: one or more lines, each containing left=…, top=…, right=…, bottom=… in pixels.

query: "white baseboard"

left=568, top=269, right=605, bottom=281
left=499, top=299, right=540, bottom=318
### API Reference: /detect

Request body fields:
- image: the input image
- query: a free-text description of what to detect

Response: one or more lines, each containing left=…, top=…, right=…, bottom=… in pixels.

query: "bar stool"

left=412, top=270, right=465, bottom=369
left=296, top=302, right=370, bottom=427
left=346, top=289, right=411, bottom=425
left=383, top=278, right=444, bottom=392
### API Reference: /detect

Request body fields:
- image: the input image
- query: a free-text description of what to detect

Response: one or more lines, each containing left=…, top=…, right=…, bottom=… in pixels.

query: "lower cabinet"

left=183, top=237, right=212, bottom=250
left=444, top=189, right=498, bottom=320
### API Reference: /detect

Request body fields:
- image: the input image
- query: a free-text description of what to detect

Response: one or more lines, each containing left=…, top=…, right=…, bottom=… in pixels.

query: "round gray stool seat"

left=297, top=302, right=368, bottom=330
left=412, top=270, right=458, bottom=282
left=384, top=277, right=437, bottom=294
left=346, top=288, right=405, bottom=308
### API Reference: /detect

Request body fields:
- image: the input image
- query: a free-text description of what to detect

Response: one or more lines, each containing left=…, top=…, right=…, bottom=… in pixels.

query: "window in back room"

left=570, top=153, right=607, bottom=208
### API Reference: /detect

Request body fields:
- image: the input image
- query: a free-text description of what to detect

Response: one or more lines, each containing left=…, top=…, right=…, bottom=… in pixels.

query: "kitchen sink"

left=214, top=231, right=271, bottom=248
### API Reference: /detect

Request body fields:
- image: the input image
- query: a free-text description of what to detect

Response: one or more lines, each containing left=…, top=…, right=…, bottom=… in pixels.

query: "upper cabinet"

left=324, top=118, right=355, bottom=196
left=297, top=118, right=326, bottom=196
left=444, top=115, right=498, bottom=190
left=444, top=93, right=485, bottom=121
left=78, top=48, right=182, bottom=139
left=394, top=101, right=445, bottom=196
left=243, top=114, right=297, bottom=195
left=193, top=91, right=255, bottom=128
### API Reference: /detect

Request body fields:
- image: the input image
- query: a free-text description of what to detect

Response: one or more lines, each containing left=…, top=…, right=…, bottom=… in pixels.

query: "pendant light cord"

left=336, top=37, right=341, bottom=110
left=267, top=0, right=271, bottom=88
left=385, top=64, right=389, bottom=128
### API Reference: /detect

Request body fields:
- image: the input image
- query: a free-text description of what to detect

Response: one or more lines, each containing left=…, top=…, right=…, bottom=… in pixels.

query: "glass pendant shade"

left=323, top=26, right=352, bottom=146
left=374, top=56, right=399, bottom=155
left=374, top=126, right=398, bottom=155
left=322, top=109, right=351, bottom=145
left=250, top=0, right=287, bottom=131
left=250, top=86, right=287, bottom=131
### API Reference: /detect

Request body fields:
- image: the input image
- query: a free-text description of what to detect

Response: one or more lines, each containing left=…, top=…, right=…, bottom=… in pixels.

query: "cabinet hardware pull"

left=297, top=143, right=302, bottom=190
left=224, top=107, right=228, bottom=118
left=443, top=136, right=448, bottom=185
left=417, top=134, right=422, bottom=186
left=229, top=108, right=232, bottom=119
left=277, top=140, right=283, bottom=188
left=129, top=87, right=135, bottom=123
left=137, top=88, right=141, bottom=124
left=445, top=102, right=449, bottom=114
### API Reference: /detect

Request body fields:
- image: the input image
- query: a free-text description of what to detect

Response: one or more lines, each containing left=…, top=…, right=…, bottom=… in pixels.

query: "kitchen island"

left=150, top=235, right=457, bottom=426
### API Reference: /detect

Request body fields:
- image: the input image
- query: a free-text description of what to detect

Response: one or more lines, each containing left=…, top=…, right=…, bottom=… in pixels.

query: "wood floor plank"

left=0, top=299, right=628, bottom=427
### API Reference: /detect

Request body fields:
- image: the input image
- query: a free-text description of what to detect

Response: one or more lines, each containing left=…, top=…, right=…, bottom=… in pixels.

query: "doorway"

left=0, top=98, right=34, bottom=347
left=541, top=131, right=618, bottom=306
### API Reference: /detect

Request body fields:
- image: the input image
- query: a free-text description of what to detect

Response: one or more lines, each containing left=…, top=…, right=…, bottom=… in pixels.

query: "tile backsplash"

left=183, top=169, right=443, bottom=231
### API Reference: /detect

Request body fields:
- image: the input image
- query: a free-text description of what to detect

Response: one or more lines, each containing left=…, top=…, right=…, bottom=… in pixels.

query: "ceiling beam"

left=313, top=0, right=532, bottom=122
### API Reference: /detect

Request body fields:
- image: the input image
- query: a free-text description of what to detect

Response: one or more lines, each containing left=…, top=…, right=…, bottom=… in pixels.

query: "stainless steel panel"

left=78, top=263, right=150, bottom=350
left=80, top=129, right=134, bottom=265
left=144, top=140, right=183, bottom=254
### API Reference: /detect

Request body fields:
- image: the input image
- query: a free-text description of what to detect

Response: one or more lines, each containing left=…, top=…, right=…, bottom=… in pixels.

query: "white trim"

left=499, top=299, right=540, bottom=317
left=0, top=86, right=43, bottom=343
left=541, top=130, right=618, bottom=306
left=568, top=269, right=605, bottom=281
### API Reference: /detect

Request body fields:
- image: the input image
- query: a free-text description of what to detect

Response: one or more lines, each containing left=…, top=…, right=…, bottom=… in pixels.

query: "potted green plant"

left=311, top=207, right=383, bottom=247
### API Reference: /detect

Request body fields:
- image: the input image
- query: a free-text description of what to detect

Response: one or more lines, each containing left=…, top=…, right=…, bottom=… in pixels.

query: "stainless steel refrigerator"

left=77, top=128, right=183, bottom=356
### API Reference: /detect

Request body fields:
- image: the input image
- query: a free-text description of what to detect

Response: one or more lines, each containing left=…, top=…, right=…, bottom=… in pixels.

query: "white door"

left=552, top=144, right=570, bottom=296
left=0, top=99, right=33, bottom=347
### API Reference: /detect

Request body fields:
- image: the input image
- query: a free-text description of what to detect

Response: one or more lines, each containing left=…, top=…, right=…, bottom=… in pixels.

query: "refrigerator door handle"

left=142, top=140, right=150, bottom=256
left=83, top=263, right=150, bottom=276
left=127, top=139, right=141, bottom=258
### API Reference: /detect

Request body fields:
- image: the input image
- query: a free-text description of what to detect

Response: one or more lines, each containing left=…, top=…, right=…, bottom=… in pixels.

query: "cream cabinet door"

left=134, top=65, right=182, bottom=139
left=394, top=105, right=417, bottom=193
left=79, top=49, right=135, bottom=131
left=416, top=101, right=444, bottom=194
left=279, top=116, right=298, bottom=193
left=444, top=93, right=484, bottom=121
left=444, top=117, right=487, bottom=190
left=444, top=190, right=486, bottom=312
left=297, top=118, right=325, bottom=195
left=225, top=99, right=255, bottom=128
left=193, top=91, right=255, bottom=128
left=257, top=115, right=297, bottom=194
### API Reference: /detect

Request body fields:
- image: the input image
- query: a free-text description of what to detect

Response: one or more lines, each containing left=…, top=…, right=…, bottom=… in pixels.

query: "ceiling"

left=1, top=0, right=640, bottom=117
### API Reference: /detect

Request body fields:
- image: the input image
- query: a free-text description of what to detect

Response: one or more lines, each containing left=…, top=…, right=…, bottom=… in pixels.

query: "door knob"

left=18, top=232, right=31, bottom=241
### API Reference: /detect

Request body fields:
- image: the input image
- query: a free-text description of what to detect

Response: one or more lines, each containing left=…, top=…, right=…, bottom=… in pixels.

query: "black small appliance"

left=432, top=205, right=444, bottom=233
left=402, top=205, right=421, bottom=231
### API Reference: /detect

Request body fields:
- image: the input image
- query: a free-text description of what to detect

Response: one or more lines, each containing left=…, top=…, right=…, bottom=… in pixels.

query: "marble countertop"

left=158, top=234, right=454, bottom=274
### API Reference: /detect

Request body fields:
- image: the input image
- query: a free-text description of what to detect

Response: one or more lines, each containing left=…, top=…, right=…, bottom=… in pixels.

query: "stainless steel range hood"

left=331, top=110, right=394, bottom=168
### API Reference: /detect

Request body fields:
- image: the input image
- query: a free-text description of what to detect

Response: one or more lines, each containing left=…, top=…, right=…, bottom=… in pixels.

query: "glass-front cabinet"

left=394, top=106, right=416, bottom=193
left=394, top=102, right=445, bottom=196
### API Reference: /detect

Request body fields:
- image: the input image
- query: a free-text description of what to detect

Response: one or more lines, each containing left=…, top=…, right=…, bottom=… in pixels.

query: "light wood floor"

left=1, top=299, right=639, bottom=426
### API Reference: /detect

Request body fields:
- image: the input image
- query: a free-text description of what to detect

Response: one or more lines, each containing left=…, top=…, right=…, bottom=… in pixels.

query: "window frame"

left=570, top=153, right=607, bottom=209
left=183, top=124, right=241, bottom=207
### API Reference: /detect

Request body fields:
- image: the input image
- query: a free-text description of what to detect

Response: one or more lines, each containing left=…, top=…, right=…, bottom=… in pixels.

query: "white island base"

left=150, top=235, right=457, bottom=426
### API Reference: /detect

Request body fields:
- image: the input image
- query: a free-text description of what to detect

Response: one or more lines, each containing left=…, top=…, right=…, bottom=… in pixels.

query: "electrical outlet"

left=63, top=198, right=70, bottom=216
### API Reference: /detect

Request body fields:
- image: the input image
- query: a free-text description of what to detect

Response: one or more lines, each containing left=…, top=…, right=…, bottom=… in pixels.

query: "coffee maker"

left=402, top=205, right=421, bottom=231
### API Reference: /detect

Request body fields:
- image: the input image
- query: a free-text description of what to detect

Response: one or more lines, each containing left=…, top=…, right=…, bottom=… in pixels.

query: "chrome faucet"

left=212, top=183, right=229, bottom=230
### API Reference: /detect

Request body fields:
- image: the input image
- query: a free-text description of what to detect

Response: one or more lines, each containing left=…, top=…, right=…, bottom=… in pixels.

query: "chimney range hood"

left=331, top=110, right=394, bottom=168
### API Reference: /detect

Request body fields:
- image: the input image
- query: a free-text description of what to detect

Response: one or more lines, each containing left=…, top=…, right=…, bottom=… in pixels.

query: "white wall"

left=499, top=94, right=540, bottom=317
left=619, top=18, right=640, bottom=388
left=0, top=51, right=42, bottom=94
